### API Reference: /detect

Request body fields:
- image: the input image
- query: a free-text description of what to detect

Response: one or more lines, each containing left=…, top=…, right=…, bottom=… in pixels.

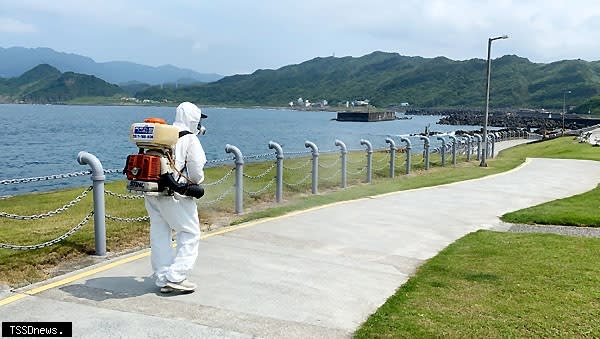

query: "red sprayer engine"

left=123, top=118, right=178, bottom=195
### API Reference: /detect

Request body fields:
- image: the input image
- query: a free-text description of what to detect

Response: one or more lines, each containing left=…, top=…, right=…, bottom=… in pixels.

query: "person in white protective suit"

left=144, top=102, right=207, bottom=293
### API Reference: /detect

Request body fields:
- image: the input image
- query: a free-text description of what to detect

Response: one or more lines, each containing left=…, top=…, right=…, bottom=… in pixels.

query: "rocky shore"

left=407, top=108, right=600, bottom=134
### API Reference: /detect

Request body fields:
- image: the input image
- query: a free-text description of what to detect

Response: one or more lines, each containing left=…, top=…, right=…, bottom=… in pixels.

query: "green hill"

left=4, top=54, right=600, bottom=111
left=575, top=95, right=600, bottom=114
left=136, top=52, right=600, bottom=111
left=0, top=64, right=124, bottom=104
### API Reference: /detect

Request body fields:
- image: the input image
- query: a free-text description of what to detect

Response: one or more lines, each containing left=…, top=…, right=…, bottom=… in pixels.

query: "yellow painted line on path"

left=0, top=250, right=151, bottom=307
left=0, top=156, right=534, bottom=308
left=0, top=293, right=28, bottom=307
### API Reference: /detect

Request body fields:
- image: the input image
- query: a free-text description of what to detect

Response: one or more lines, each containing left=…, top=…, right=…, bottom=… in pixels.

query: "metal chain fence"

left=198, top=186, right=235, bottom=206
left=203, top=168, right=235, bottom=186
left=105, top=214, right=150, bottom=222
left=1, top=171, right=92, bottom=185
left=347, top=166, right=367, bottom=176
left=0, top=135, right=541, bottom=252
left=283, top=159, right=312, bottom=171
left=283, top=150, right=312, bottom=156
left=243, top=161, right=277, bottom=180
left=283, top=172, right=312, bottom=187
left=320, top=169, right=341, bottom=182
left=243, top=152, right=276, bottom=160
left=0, top=187, right=92, bottom=220
left=244, top=178, right=276, bottom=196
left=206, top=157, right=235, bottom=165
left=347, top=157, right=366, bottom=167
left=318, top=157, right=341, bottom=169
left=105, top=189, right=144, bottom=200
left=373, top=162, right=390, bottom=171
left=0, top=211, right=94, bottom=250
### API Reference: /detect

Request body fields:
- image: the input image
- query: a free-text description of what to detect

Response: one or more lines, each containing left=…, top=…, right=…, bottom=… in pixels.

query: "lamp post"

left=562, top=90, right=571, bottom=136
left=481, top=35, right=508, bottom=167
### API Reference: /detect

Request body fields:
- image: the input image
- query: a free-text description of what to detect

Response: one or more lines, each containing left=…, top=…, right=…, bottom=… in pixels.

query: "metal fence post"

left=268, top=141, right=283, bottom=203
left=466, top=136, right=472, bottom=161
left=448, top=135, right=457, bottom=166
left=385, top=137, right=396, bottom=178
left=335, top=139, right=347, bottom=188
left=436, top=136, right=446, bottom=167
left=419, top=136, right=430, bottom=170
left=305, top=141, right=319, bottom=194
left=399, top=136, right=412, bottom=175
left=474, top=134, right=482, bottom=161
left=360, top=139, right=373, bottom=183
left=77, top=151, right=106, bottom=256
left=225, top=144, right=244, bottom=214
left=490, top=134, right=496, bottom=159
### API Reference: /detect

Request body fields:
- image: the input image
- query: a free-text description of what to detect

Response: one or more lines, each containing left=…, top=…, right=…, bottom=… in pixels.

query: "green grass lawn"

left=502, top=184, right=600, bottom=227
left=353, top=137, right=600, bottom=337
left=354, top=230, right=600, bottom=338
left=499, top=137, right=600, bottom=227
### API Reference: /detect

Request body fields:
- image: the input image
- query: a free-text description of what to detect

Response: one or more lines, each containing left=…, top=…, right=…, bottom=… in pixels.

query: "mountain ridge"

left=0, top=47, right=223, bottom=85
left=135, top=51, right=600, bottom=111
left=3, top=50, right=600, bottom=113
left=0, top=64, right=124, bottom=104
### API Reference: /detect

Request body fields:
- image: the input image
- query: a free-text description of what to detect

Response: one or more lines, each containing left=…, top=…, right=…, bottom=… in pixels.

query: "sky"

left=1, top=0, right=599, bottom=76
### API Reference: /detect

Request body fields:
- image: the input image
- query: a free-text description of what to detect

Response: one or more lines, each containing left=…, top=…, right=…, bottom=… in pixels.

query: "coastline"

left=0, top=101, right=385, bottom=114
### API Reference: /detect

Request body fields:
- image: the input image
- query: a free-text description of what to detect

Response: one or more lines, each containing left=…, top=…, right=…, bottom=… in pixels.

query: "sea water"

left=0, top=104, right=481, bottom=196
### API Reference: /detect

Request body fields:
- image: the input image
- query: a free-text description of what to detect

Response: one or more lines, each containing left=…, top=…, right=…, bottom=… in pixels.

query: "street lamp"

left=481, top=35, right=509, bottom=167
left=562, top=90, right=571, bottom=136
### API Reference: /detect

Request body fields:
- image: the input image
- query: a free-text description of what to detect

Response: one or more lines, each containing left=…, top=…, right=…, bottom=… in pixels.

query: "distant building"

left=353, top=99, right=370, bottom=106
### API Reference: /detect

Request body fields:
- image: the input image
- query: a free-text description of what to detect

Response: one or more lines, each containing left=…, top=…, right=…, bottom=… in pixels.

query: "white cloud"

left=2, top=0, right=600, bottom=73
left=0, top=17, right=37, bottom=33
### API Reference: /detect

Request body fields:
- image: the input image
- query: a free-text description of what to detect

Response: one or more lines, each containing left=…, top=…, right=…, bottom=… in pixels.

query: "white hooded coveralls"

left=144, top=102, right=207, bottom=286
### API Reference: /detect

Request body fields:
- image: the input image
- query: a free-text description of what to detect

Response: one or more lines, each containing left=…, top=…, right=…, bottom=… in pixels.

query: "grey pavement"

left=2, top=139, right=600, bottom=338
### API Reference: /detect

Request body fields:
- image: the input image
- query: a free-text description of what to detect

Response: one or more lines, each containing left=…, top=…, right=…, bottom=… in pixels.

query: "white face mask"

left=197, top=121, right=206, bottom=135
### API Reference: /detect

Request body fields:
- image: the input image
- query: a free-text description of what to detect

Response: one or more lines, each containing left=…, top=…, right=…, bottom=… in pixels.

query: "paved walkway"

left=2, top=140, right=600, bottom=338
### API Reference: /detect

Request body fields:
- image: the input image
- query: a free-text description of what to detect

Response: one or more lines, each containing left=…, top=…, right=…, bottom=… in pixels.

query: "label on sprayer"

left=129, top=122, right=178, bottom=148
left=132, top=125, right=155, bottom=140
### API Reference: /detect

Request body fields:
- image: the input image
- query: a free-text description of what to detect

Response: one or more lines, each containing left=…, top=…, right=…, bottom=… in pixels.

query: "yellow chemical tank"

left=129, top=118, right=179, bottom=148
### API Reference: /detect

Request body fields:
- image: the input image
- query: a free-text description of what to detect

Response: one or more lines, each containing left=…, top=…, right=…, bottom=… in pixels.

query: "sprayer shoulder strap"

left=175, top=130, right=193, bottom=180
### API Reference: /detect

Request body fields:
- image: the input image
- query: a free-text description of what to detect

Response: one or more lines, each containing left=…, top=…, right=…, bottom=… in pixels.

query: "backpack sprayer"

left=123, top=118, right=204, bottom=198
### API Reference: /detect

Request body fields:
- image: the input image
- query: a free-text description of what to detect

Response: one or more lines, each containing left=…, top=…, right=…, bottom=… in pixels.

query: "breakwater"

left=407, top=109, right=600, bottom=133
